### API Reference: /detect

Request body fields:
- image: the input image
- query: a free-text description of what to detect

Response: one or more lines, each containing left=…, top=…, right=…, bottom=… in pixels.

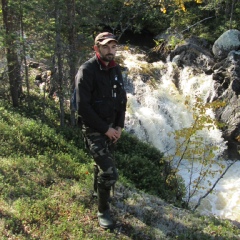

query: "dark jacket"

left=75, top=55, right=127, bottom=134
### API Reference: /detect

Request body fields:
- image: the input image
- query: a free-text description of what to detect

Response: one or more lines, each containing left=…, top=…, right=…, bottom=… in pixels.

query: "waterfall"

left=118, top=48, right=240, bottom=222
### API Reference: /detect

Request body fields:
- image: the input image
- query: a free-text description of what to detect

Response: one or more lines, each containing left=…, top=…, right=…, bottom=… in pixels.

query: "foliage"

left=116, top=132, right=185, bottom=201
left=0, top=95, right=184, bottom=203
left=163, top=96, right=227, bottom=208
left=2, top=0, right=240, bottom=111
left=0, top=96, right=85, bottom=158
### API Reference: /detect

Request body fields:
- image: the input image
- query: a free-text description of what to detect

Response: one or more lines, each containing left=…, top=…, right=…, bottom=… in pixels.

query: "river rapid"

left=117, top=48, right=240, bottom=222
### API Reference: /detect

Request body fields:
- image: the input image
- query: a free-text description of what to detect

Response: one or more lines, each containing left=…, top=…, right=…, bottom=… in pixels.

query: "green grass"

left=0, top=96, right=240, bottom=239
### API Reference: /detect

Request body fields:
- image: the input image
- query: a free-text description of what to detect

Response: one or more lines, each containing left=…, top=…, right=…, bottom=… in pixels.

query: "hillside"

left=0, top=96, right=240, bottom=240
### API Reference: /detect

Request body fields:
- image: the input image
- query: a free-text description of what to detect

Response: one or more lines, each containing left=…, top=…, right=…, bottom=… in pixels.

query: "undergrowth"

left=0, top=96, right=239, bottom=239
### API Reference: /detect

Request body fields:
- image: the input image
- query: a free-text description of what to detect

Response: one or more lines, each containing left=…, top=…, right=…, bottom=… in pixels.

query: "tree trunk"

left=229, top=0, right=236, bottom=29
left=2, top=0, right=22, bottom=107
left=20, top=0, right=30, bottom=107
left=54, top=1, right=65, bottom=127
left=66, top=0, right=77, bottom=126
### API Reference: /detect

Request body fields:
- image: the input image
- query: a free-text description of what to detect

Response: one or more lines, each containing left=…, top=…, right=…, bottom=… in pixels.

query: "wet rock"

left=167, top=33, right=240, bottom=159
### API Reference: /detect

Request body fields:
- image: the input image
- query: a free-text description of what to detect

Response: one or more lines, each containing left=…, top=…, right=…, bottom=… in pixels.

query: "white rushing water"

left=118, top=48, right=240, bottom=222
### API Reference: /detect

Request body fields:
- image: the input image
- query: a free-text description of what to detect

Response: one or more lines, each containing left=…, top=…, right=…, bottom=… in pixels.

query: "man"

left=75, top=32, right=127, bottom=229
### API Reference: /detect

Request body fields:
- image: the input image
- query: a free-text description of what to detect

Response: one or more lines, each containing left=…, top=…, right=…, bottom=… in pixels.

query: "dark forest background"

left=1, top=0, right=240, bottom=124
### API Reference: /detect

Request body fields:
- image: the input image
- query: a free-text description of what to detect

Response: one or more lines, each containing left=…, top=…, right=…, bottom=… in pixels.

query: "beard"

left=101, top=54, right=114, bottom=62
left=99, top=52, right=114, bottom=63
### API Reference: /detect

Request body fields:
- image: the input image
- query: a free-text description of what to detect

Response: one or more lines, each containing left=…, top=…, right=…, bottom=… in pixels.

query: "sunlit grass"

left=0, top=98, right=239, bottom=239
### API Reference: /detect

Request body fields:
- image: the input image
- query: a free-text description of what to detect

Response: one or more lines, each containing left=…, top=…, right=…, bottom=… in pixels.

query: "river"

left=117, top=48, right=240, bottom=222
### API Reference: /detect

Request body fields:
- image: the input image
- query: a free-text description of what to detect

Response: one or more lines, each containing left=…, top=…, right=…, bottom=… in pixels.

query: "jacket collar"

left=95, top=53, right=117, bottom=70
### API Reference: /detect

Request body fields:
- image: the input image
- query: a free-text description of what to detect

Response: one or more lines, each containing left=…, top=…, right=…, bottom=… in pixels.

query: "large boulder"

left=212, top=29, right=240, bottom=60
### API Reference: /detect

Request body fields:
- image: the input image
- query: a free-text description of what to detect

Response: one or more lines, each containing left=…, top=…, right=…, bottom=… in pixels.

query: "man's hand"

left=105, top=127, right=122, bottom=143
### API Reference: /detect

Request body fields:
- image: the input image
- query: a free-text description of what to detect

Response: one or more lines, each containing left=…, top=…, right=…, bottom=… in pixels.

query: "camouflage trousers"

left=84, top=131, right=118, bottom=191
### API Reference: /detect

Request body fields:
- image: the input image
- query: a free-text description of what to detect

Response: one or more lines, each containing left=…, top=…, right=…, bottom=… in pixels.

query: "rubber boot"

left=93, top=164, right=99, bottom=198
left=97, top=187, right=114, bottom=229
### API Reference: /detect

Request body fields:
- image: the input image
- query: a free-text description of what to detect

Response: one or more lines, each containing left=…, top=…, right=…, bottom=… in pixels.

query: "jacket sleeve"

left=76, top=65, right=109, bottom=134
left=115, top=110, right=126, bottom=128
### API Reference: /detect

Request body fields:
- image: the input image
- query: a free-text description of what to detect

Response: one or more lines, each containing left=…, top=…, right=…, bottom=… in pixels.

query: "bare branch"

left=193, top=160, right=237, bottom=211
left=181, top=16, right=215, bottom=33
